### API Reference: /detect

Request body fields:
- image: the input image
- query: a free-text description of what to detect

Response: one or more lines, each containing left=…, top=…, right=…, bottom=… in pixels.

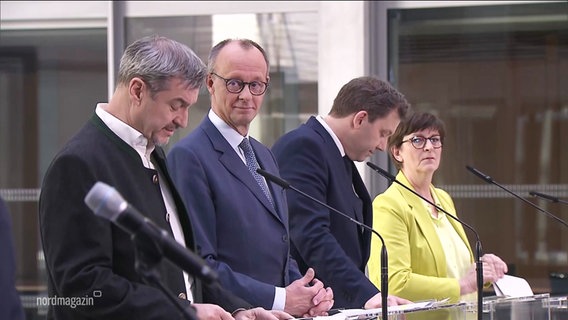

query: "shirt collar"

left=208, top=109, right=248, bottom=150
left=425, top=187, right=445, bottom=220
left=95, top=103, right=155, bottom=159
left=315, top=115, right=345, bottom=157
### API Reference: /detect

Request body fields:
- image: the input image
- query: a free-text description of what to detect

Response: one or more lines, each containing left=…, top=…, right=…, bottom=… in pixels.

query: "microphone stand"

left=466, top=165, right=568, bottom=229
left=529, top=191, right=568, bottom=206
left=367, top=162, right=484, bottom=320
left=132, top=232, right=198, bottom=320
left=256, top=168, right=389, bottom=320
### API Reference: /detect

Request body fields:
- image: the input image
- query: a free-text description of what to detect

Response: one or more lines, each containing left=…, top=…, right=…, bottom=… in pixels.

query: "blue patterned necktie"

left=239, top=138, right=273, bottom=206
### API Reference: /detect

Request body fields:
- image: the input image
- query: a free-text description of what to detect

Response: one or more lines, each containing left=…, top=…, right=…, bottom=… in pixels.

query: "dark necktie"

left=344, top=155, right=365, bottom=234
left=240, top=138, right=273, bottom=206
left=343, top=155, right=359, bottom=198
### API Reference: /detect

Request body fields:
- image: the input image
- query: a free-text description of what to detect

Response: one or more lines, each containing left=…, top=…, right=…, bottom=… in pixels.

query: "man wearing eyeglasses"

left=167, top=39, right=333, bottom=318
left=271, top=77, right=412, bottom=309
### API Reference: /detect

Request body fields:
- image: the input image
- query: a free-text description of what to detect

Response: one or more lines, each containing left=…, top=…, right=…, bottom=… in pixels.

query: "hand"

left=459, top=254, right=508, bottom=295
left=304, top=285, right=334, bottom=317
left=481, top=253, right=508, bottom=281
left=364, top=293, right=412, bottom=309
left=284, top=268, right=334, bottom=317
left=193, top=303, right=234, bottom=320
left=459, top=264, right=478, bottom=295
left=234, top=307, right=293, bottom=320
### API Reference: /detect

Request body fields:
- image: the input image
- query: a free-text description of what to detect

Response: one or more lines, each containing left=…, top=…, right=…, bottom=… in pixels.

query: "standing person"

left=39, top=35, right=288, bottom=320
left=368, top=111, right=507, bottom=304
left=0, top=197, right=25, bottom=320
left=271, top=76, right=411, bottom=309
left=167, top=38, right=333, bottom=317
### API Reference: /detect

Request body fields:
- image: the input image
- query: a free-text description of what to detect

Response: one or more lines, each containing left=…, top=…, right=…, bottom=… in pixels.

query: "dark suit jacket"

left=0, top=197, right=25, bottom=320
left=167, top=115, right=301, bottom=309
left=39, top=114, right=250, bottom=320
left=272, top=116, right=379, bottom=308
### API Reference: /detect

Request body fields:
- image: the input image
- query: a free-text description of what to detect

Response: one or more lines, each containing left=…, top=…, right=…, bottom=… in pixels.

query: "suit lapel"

left=201, top=118, right=281, bottom=222
left=309, top=117, right=366, bottom=224
left=396, top=172, right=447, bottom=276
left=307, top=117, right=371, bottom=255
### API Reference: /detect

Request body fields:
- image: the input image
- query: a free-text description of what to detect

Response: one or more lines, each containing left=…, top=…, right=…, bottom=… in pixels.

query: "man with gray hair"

left=39, top=35, right=288, bottom=320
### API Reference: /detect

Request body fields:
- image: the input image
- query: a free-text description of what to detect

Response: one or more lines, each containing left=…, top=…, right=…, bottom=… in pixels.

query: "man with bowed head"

left=39, top=35, right=290, bottom=320
left=272, top=76, right=411, bottom=309
left=167, top=38, right=334, bottom=317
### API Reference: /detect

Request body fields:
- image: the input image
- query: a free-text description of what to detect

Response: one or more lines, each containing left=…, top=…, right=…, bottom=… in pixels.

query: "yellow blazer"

left=368, top=171, right=474, bottom=303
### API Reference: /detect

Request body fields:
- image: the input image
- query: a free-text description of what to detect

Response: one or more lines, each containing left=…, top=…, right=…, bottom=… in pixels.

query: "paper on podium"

left=493, top=275, right=534, bottom=297
left=294, top=299, right=453, bottom=320
left=338, top=298, right=450, bottom=318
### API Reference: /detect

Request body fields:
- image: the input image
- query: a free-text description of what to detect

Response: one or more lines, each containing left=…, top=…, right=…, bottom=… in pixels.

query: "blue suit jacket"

left=167, top=115, right=301, bottom=309
left=272, top=116, right=379, bottom=308
left=0, top=197, right=25, bottom=320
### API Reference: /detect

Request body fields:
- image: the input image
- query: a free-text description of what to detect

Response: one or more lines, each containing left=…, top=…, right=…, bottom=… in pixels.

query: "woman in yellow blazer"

left=368, top=112, right=507, bottom=305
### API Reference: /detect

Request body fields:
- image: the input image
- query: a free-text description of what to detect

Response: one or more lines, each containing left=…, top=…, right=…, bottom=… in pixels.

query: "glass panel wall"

left=124, top=11, right=318, bottom=151
left=0, top=28, right=107, bottom=318
left=385, top=1, right=567, bottom=293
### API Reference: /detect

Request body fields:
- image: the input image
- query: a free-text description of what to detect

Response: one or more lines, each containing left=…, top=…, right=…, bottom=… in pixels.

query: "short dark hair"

left=329, top=76, right=410, bottom=122
left=388, top=111, right=446, bottom=170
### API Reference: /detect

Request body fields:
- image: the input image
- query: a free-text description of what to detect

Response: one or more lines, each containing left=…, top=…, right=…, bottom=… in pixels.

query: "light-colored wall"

left=317, top=1, right=366, bottom=116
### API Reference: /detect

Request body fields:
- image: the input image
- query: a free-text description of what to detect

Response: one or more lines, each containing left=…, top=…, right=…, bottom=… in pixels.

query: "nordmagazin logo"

left=36, top=290, right=101, bottom=309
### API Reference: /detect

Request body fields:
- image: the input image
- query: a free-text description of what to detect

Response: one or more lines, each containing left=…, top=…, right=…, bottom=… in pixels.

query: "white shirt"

left=96, top=104, right=194, bottom=302
left=315, top=115, right=345, bottom=157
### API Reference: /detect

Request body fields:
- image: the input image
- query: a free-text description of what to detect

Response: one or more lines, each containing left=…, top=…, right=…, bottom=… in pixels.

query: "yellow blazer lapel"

left=395, top=172, right=448, bottom=276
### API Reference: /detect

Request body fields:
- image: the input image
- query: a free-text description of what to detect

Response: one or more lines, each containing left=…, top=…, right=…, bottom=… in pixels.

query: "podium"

left=300, top=295, right=567, bottom=320
left=321, top=301, right=469, bottom=320
left=479, top=294, right=567, bottom=320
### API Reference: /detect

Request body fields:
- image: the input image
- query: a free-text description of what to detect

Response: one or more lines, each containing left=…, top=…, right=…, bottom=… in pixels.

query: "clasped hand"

left=284, top=267, right=334, bottom=317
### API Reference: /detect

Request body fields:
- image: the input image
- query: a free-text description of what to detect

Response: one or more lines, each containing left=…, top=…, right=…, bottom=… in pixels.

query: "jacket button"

left=282, top=235, right=288, bottom=242
left=178, top=292, right=187, bottom=300
left=152, top=174, right=159, bottom=184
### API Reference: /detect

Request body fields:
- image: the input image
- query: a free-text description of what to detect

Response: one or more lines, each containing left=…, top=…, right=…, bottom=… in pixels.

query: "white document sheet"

left=493, top=275, right=534, bottom=297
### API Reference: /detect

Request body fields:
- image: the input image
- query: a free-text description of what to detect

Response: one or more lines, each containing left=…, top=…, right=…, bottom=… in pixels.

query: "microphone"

left=256, top=168, right=389, bottom=320
left=466, top=165, right=568, bottom=229
left=529, top=190, right=568, bottom=206
left=84, top=181, right=218, bottom=284
left=367, top=162, right=484, bottom=320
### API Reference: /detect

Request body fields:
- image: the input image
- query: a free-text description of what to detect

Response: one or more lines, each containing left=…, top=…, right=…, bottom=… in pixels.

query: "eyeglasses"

left=211, top=72, right=268, bottom=96
left=402, top=136, right=442, bottom=149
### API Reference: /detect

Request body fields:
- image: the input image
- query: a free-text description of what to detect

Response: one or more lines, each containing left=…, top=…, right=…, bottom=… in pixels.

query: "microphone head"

left=465, top=165, right=493, bottom=183
left=84, top=182, right=127, bottom=222
left=256, top=168, right=290, bottom=189
left=366, top=162, right=396, bottom=182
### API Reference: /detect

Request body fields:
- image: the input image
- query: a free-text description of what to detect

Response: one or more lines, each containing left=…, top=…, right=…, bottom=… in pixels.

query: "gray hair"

left=117, top=35, right=207, bottom=97
left=207, top=38, right=270, bottom=76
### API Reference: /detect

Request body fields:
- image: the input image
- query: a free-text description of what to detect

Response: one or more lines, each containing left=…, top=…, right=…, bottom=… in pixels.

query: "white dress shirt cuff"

left=272, top=287, right=286, bottom=311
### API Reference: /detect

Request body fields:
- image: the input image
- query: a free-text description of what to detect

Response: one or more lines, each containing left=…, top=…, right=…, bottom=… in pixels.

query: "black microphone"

left=367, top=162, right=484, bottom=320
left=256, top=168, right=389, bottom=320
left=529, top=191, right=568, bottom=206
left=466, top=165, right=568, bottom=229
left=84, top=181, right=218, bottom=284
